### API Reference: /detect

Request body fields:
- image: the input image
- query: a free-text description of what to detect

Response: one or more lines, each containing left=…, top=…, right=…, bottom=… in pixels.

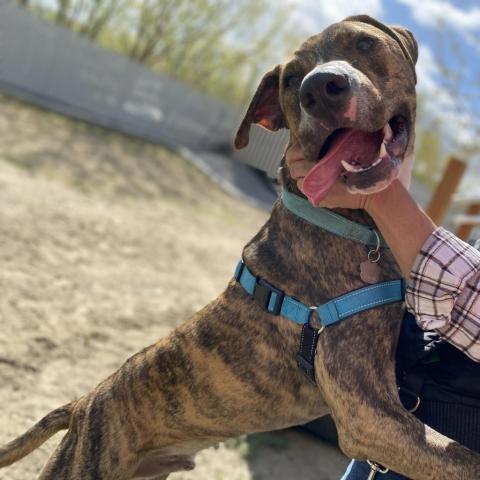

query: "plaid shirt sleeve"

left=406, top=227, right=480, bottom=362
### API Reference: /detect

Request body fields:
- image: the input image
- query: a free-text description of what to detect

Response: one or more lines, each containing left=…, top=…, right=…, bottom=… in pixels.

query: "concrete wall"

left=0, top=2, right=287, bottom=177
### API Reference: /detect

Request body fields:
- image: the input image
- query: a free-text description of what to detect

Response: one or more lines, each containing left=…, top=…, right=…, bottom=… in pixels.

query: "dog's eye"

left=356, top=37, right=375, bottom=52
left=283, top=75, right=302, bottom=89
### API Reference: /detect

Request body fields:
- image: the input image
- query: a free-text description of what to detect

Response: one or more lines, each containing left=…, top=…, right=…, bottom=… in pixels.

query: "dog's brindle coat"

left=2, top=15, right=480, bottom=480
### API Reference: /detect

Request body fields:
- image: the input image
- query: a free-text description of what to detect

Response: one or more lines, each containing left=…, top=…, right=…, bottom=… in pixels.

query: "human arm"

left=405, top=228, right=480, bottom=362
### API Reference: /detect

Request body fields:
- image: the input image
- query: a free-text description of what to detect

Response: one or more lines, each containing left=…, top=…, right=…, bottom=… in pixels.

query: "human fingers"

left=286, top=143, right=316, bottom=183
left=285, top=142, right=304, bottom=166
left=316, top=181, right=366, bottom=210
left=290, top=160, right=316, bottom=180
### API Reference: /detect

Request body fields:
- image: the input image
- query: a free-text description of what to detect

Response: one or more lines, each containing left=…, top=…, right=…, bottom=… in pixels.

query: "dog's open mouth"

left=302, top=115, right=408, bottom=206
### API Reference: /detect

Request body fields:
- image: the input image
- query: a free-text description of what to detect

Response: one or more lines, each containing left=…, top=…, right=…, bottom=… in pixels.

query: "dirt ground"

left=0, top=95, right=348, bottom=479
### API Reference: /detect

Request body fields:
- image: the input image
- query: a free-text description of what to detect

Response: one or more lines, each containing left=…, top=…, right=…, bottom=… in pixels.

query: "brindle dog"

left=1, top=15, right=480, bottom=480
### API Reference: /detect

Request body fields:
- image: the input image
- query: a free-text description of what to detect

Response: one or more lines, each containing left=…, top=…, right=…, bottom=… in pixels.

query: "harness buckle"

left=253, top=278, right=285, bottom=315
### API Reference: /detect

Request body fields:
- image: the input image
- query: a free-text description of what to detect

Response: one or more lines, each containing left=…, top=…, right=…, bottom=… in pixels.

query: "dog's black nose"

left=299, top=71, right=351, bottom=117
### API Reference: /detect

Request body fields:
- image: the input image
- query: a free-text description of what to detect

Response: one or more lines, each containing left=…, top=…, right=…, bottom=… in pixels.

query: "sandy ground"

left=0, top=95, right=348, bottom=479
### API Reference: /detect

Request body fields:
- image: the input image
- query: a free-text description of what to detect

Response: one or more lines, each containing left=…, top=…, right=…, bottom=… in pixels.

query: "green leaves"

left=21, top=0, right=303, bottom=105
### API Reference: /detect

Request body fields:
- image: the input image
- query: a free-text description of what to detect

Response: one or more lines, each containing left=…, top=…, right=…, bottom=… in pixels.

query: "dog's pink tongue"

left=302, top=129, right=381, bottom=206
left=302, top=156, right=343, bottom=207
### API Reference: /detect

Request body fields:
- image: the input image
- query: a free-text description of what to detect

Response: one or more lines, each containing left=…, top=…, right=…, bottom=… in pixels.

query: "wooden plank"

left=455, top=202, right=480, bottom=241
left=425, top=157, right=467, bottom=225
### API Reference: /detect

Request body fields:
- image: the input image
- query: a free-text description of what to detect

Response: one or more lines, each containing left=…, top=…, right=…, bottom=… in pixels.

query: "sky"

left=290, top=0, right=480, bottom=193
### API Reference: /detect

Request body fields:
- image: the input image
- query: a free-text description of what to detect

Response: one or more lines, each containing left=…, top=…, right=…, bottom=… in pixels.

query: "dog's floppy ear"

left=234, top=65, right=286, bottom=149
left=391, top=26, right=418, bottom=65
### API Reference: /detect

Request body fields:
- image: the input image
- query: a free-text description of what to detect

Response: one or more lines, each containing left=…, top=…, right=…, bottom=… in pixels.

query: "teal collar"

left=281, top=189, right=388, bottom=249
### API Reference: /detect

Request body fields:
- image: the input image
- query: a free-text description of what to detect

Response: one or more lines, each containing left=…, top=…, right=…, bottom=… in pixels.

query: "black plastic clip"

left=253, top=278, right=285, bottom=315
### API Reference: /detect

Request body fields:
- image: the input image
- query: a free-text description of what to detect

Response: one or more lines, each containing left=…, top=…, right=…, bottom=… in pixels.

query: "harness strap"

left=235, top=190, right=405, bottom=384
left=235, top=260, right=405, bottom=327
left=296, top=324, right=322, bottom=384
left=317, top=281, right=406, bottom=326
left=235, top=260, right=310, bottom=323
left=235, top=259, right=405, bottom=384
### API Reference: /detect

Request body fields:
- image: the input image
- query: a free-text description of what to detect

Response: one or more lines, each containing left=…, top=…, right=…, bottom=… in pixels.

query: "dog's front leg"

left=315, top=309, right=480, bottom=480
left=331, top=393, right=480, bottom=480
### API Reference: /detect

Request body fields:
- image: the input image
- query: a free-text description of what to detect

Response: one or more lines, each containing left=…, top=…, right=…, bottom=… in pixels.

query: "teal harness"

left=234, top=190, right=405, bottom=383
left=235, top=260, right=404, bottom=328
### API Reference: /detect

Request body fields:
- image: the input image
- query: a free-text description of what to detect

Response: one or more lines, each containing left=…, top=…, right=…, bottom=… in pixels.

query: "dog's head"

left=235, top=15, right=418, bottom=205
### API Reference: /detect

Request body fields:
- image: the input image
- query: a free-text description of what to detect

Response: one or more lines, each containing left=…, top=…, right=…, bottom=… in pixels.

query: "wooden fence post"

left=425, top=157, right=467, bottom=225
left=455, top=202, right=480, bottom=241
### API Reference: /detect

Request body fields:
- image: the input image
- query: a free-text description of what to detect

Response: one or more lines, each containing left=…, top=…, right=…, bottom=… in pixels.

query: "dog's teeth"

left=342, top=156, right=384, bottom=174
left=379, top=143, right=387, bottom=158
left=341, top=160, right=355, bottom=172
left=341, top=160, right=363, bottom=172
left=383, top=123, right=393, bottom=141
left=360, top=157, right=383, bottom=172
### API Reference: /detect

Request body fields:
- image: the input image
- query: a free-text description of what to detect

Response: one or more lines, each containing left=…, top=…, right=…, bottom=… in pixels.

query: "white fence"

left=0, top=1, right=287, bottom=177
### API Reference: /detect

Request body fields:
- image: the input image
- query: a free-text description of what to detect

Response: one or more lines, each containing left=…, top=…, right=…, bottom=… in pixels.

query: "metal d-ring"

left=398, top=386, right=421, bottom=413
left=367, top=229, right=381, bottom=263
left=407, top=396, right=421, bottom=413
left=309, top=307, right=325, bottom=333
left=368, top=249, right=381, bottom=263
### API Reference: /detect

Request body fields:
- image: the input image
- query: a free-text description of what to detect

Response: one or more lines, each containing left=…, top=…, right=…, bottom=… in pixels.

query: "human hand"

left=285, top=142, right=371, bottom=210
